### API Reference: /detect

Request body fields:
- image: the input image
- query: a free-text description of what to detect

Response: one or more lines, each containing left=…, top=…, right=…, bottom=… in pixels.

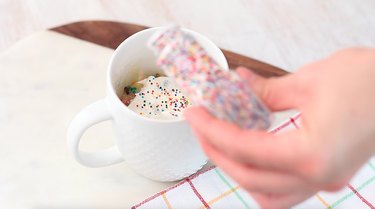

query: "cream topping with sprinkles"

left=127, top=75, right=190, bottom=120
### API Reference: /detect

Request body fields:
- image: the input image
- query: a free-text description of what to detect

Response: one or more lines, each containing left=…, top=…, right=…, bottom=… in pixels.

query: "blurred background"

left=1, top=0, right=374, bottom=71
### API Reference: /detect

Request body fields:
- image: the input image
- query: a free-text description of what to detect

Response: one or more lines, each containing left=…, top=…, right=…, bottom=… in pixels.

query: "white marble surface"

left=1, top=0, right=375, bottom=72
left=0, top=31, right=180, bottom=209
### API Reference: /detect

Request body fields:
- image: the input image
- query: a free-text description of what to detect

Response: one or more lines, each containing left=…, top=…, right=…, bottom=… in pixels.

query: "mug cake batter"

left=121, top=75, right=190, bottom=120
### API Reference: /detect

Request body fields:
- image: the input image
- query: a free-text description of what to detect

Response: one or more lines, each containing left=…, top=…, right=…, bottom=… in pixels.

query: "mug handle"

left=67, top=99, right=124, bottom=167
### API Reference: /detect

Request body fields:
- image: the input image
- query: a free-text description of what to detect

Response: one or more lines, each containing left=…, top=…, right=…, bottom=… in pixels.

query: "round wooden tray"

left=51, top=21, right=288, bottom=78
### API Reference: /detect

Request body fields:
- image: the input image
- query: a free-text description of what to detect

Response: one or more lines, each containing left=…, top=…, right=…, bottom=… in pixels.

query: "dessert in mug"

left=120, top=74, right=190, bottom=120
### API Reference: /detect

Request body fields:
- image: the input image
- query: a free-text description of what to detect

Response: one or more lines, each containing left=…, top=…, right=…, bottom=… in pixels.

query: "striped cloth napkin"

left=132, top=114, right=375, bottom=209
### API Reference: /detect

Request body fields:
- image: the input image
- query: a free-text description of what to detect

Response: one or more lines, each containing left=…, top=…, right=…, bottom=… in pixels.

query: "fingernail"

left=184, top=107, right=196, bottom=121
left=184, top=106, right=205, bottom=122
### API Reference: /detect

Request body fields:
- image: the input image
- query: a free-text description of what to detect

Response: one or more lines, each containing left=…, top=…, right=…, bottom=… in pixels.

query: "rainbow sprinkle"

left=126, top=75, right=190, bottom=119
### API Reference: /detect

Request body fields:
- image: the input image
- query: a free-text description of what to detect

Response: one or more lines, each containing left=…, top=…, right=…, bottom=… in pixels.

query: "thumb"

left=236, top=67, right=305, bottom=111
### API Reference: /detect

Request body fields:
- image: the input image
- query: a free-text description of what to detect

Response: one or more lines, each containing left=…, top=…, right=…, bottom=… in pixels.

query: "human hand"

left=185, top=48, right=375, bottom=209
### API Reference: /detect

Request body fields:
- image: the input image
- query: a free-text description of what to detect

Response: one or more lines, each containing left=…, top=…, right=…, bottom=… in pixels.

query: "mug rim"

left=107, top=27, right=228, bottom=124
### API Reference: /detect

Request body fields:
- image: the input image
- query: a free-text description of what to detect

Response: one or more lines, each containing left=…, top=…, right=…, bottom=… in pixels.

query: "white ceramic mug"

left=67, top=27, right=228, bottom=182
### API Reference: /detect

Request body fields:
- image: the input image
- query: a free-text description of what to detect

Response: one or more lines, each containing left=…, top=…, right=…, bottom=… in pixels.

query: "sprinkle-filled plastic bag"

left=148, top=26, right=272, bottom=129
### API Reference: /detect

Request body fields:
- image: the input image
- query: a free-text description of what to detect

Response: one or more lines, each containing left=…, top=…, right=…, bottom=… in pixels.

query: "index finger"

left=185, top=107, right=306, bottom=171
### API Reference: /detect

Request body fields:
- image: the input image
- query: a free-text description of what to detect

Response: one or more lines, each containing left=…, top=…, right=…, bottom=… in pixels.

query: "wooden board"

left=51, top=21, right=288, bottom=78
